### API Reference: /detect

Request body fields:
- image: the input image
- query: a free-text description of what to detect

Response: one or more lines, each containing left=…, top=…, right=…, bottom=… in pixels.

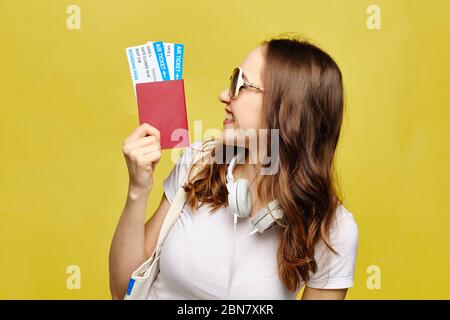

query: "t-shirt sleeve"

left=306, top=206, right=359, bottom=289
left=162, top=141, right=203, bottom=204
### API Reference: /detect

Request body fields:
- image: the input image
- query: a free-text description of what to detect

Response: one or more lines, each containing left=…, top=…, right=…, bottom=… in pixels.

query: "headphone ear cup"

left=235, top=179, right=252, bottom=218
left=250, top=200, right=283, bottom=233
left=226, top=181, right=238, bottom=213
left=250, top=208, right=273, bottom=233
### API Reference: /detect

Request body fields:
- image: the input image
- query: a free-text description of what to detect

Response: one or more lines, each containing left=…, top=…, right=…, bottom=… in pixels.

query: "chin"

left=220, top=127, right=251, bottom=149
left=220, top=126, right=236, bottom=145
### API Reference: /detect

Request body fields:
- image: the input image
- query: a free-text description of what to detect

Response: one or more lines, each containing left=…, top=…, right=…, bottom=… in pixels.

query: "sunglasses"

left=229, top=67, right=264, bottom=99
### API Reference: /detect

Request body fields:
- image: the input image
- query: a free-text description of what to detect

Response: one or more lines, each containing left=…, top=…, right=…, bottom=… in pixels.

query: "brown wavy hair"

left=182, top=34, right=345, bottom=293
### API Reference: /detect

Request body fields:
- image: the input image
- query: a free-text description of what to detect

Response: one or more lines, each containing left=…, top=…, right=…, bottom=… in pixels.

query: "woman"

left=109, top=35, right=359, bottom=300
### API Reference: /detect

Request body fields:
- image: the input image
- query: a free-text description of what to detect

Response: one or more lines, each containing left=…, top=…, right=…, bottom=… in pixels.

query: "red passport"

left=135, top=79, right=190, bottom=149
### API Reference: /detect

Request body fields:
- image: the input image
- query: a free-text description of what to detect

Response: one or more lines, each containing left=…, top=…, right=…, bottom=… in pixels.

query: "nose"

left=218, top=87, right=231, bottom=104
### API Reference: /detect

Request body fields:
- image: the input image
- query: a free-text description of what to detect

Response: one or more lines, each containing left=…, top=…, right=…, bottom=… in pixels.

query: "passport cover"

left=136, top=79, right=190, bottom=149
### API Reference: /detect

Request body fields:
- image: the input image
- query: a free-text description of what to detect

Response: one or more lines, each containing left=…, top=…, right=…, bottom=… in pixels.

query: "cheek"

left=234, top=101, right=263, bottom=129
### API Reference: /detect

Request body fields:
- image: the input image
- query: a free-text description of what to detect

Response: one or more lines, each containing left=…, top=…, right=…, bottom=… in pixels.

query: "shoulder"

left=175, top=140, right=204, bottom=165
left=313, top=204, right=359, bottom=264
left=306, top=204, right=359, bottom=289
left=162, top=140, right=207, bottom=203
left=175, top=140, right=216, bottom=166
left=331, top=205, right=359, bottom=248
left=165, top=139, right=215, bottom=185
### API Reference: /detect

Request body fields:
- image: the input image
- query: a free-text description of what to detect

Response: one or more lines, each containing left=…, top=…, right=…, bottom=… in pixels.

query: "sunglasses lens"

left=229, top=68, right=240, bottom=98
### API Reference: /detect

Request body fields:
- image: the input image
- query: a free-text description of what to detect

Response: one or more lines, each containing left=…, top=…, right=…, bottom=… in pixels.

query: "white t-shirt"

left=147, top=141, right=359, bottom=300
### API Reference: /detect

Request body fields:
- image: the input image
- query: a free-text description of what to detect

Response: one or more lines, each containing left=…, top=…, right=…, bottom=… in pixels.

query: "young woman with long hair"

left=109, top=34, right=359, bottom=300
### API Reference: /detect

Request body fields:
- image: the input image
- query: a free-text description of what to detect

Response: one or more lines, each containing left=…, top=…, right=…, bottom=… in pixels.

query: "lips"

left=225, top=111, right=234, bottom=120
left=224, top=109, right=235, bottom=123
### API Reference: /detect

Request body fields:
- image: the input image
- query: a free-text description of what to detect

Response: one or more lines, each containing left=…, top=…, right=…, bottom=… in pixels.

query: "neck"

left=234, top=157, right=261, bottom=198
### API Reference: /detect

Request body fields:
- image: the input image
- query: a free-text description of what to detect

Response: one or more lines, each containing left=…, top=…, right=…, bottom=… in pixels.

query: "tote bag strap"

left=154, top=145, right=209, bottom=253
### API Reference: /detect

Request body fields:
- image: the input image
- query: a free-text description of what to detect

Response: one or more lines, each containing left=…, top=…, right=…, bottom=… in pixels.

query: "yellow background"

left=0, top=0, right=449, bottom=299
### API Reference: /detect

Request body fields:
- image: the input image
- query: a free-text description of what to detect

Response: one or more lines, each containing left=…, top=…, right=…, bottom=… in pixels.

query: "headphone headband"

left=226, top=151, right=246, bottom=183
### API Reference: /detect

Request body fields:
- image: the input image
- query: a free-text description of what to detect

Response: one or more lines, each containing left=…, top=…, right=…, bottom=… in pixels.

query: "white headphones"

left=226, top=152, right=284, bottom=234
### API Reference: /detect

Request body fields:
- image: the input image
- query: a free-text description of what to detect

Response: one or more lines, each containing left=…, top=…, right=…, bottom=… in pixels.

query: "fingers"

left=141, top=150, right=162, bottom=163
left=134, top=149, right=162, bottom=170
left=124, top=123, right=161, bottom=145
left=123, top=135, right=159, bottom=153
left=123, top=141, right=161, bottom=158
left=122, top=124, right=163, bottom=174
left=125, top=146, right=161, bottom=168
left=137, top=144, right=161, bottom=155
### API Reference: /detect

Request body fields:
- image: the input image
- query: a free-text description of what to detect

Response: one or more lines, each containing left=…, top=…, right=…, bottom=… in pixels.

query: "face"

left=219, top=46, right=266, bottom=146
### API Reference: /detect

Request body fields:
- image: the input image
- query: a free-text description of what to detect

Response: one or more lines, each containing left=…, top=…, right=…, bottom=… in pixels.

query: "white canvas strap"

left=154, top=148, right=206, bottom=253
